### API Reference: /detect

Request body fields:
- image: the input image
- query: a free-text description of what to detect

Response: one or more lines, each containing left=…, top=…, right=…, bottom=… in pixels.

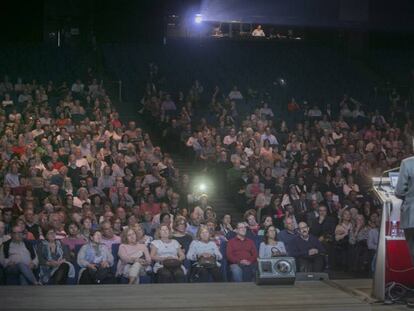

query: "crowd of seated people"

left=0, top=54, right=413, bottom=286
left=141, top=62, right=414, bottom=276
left=0, top=71, right=294, bottom=286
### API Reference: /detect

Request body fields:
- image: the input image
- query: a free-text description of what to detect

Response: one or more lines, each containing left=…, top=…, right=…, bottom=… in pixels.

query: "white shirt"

left=308, top=109, right=322, bottom=117
left=71, top=83, right=84, bottom=93
left=223, top=135, right=237, bottom=145
left=151, top=239, right=182, bottom=273
left=260, top=107, right=274, bottom=118
left=228, top=90, right=243, bottom=100
left=186, top=137, right=202, bottom=151
left=252, top=29, right=265, bottom=37
left=186, top=240, right=223, bottom=263
left=0, top=241, right=38, bottom=267
left=261, top=133, right=279, bottom=145
left=39, top=117, right=52, bottom=125
left=75, top=157, right=90, bottom=169
left=31, top=129, right=44, bottom=138
left=259, top=242, right=287, bottom=258
left=2, top=100, right=13, bottom=107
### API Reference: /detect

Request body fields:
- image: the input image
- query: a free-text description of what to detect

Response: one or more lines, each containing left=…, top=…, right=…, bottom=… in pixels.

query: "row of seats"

left=5, top=236, right=268, bottom=285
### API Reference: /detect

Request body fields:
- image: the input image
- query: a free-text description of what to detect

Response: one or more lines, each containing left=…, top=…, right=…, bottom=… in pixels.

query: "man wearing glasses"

left=0, top=225, right=40, bottom=285
left=291, top=222, right=326, bottom=272
left=226, top=222, right=258, bottom=282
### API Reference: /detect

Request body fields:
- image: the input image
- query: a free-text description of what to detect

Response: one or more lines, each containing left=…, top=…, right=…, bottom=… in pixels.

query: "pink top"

left=101, top=235, right=121, bottom=251
left=61, top=237, right=87, bottom=251
left=116, top=243, right=150, bottom=276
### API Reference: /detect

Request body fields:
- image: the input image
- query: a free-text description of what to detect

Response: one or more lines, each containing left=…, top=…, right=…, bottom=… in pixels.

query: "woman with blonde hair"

left=187, top=225, right=223, bottom=282
left=150, top=225, right=186, bottom=283
left=116, top=228, right=151, bottom=284
left=131, top=223, right=153, bottom=247
left=334, top=209, right=353, bottom=271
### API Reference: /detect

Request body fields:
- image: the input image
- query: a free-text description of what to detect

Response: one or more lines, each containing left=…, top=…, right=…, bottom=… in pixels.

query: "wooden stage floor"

left=0, top=279, right=408, bottom=311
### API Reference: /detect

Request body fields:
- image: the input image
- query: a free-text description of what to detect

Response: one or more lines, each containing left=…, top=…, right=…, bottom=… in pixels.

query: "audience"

left=0, top=41, right=411, bottom=287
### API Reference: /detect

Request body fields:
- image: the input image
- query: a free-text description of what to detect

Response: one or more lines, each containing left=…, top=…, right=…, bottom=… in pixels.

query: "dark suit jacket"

left=310, top=216, right=337, bottom=239
left=293, top=199, right=311, bottom=222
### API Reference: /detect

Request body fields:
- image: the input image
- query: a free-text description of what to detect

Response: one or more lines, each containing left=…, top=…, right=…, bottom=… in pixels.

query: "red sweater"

left=226, top=236, right=258, bottom=264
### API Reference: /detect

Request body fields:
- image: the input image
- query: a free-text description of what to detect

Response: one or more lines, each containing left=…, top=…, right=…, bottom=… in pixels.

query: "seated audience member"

left=140, top=211, right=154, bottom=236
left=0, top=225, right=40, bottom=285
left=0, top=221, right=11, bottom=245
left=15, top=218, right=35, bottom=240
left=172, top=216, right=193, bottom=254
left=259, top=225, right=287, bottom=258
left=23, top=209, right=42, bottom=240
left=367, top=214, right=379, bottom=273
left=206, top=218, right=226, bottom=246
left=349, top=214, right=370, bottom=272
left=186, top=225, right=223, bottom=282
left=100, top=220, right=121, bottom=250
left=245, top=211, right=259, bottom=236
left=334, top=209, right=353, bottom=271
left=219, top=214, right=233, bottom=235
left=226, top=222, right=257, bottom=282
left=61, top=222, right=87, bottom=250
left=310, top=205, right=337, bottom=243
left=80, top=217, right=93, bottom=240
left=77, top=230, right=115, bottom=284
left=278, top=217, right=299, bottom=255
left=252, top=25, right=265, bottom=37
left=151, top=202, right=171, bottom=226
left=116, top=228, right=151, bottom=284
left=150, top=225, right=186, bottom=283
left=61, top=222, right=87, bottom=263
left=193, top=194, right=212, bottom=221
left=186, top=211, right=202, bottom=238
left=139, top=193, right=160, bottom=219
left=132, top=223, right=153, bottom=247
left=257, top=216, right=274, bottom=236
left=38, top=229, right=75, bottom=284
left=291, top=222, right=326, bottom=272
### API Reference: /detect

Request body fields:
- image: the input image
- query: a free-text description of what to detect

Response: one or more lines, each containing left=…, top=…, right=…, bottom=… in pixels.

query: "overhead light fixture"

left=194, top=14, right=203, bottom=24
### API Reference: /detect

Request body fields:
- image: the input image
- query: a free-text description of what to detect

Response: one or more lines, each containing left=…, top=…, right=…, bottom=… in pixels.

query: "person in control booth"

left=252, top=25, right=265, bottom=37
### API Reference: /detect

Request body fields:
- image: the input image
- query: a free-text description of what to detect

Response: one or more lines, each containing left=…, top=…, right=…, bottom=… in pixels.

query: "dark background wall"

left=200, top=0, right=414, bottom=31
left=1, top=0, right=414, bottom=45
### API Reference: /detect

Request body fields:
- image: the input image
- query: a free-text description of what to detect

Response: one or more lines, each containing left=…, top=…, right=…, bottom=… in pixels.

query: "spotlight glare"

left=198, top=183, right=206, bottom=191
left=194, top=14, right=203, bottom=24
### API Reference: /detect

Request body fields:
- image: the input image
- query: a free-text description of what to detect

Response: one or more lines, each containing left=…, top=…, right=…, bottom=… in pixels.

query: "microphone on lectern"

left=378, top=166, right=400, bottom=190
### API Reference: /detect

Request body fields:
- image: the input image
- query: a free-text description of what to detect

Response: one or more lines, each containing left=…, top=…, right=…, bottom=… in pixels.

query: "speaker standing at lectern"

left=395, top=155, right=414, bottom=265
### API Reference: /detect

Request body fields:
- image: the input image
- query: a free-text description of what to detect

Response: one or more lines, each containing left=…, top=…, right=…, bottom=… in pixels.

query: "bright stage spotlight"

left=194, top=14, right=203, bottom=24
left=198, top=183, right=207, bottom=192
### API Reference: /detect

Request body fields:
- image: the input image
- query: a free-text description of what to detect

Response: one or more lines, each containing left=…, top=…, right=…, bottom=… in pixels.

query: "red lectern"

left=372, top=177, right=414, bottom=300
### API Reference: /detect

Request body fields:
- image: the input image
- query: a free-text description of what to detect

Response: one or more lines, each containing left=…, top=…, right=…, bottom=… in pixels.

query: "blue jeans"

left=6, top=263, right=37, bottom=285
left=230, top=264, right=256, bottom=282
